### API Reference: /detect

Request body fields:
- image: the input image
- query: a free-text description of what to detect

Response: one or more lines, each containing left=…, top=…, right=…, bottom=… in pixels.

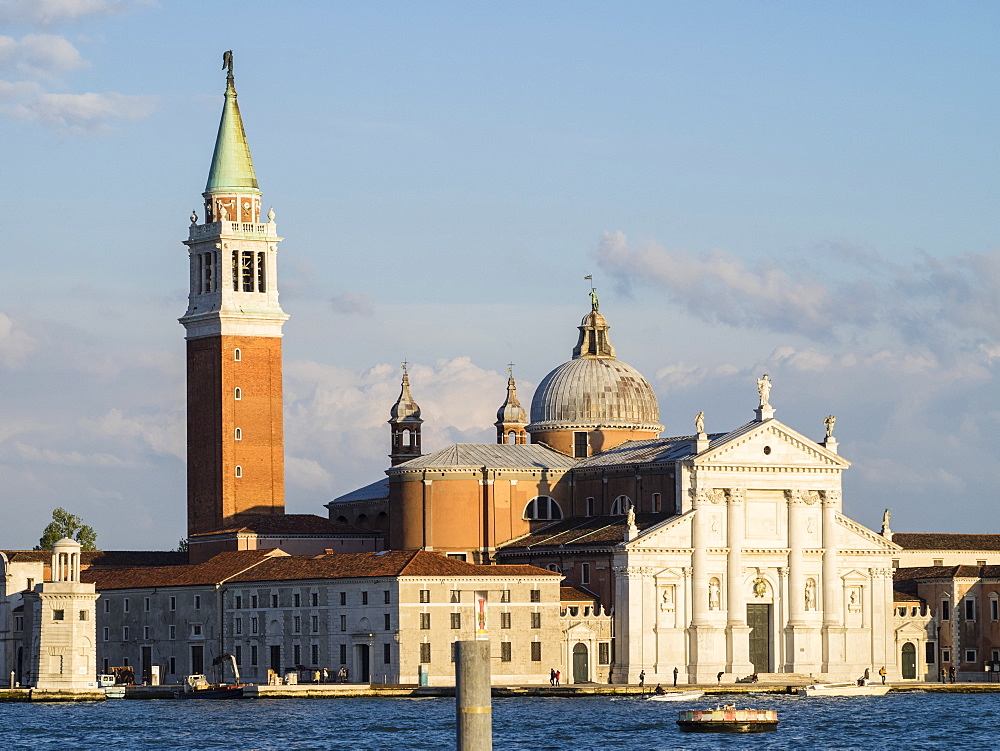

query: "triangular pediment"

left=695, top=420, right=850, bottom=470
left=625, top=511, right=693, bottom=550
left=837, top=515, right=901, bottom=552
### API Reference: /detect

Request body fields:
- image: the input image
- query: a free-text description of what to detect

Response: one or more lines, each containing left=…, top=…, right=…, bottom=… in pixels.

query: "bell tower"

left=495, top=365, right=528, bottom=444
left=389, top=364, right=423, bottom=466
left=180, top=52, right=289, bottom=536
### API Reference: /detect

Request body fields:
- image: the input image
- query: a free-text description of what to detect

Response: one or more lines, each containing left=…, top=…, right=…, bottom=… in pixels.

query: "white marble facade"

left=611, top=417, right=899, bottom=684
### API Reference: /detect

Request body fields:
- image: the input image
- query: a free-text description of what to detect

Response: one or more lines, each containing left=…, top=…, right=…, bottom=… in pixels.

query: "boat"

left=677, top=705, right=778, bottom=733
left=796, top=681, right=891, bottom=697
left=173, top=655, right=247, bottom=700
left=647, top=690, right=705, bottom=702
left=97, top=674, right=125, bottom=699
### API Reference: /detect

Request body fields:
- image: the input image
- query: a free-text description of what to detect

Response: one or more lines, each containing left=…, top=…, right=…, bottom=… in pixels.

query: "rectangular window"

left=384, top=613, right=391, bottom=630
left=992, top=599, right=999, bottom=621
left=339, top=644, right=347, bottom=665
left=194, top=595, right=201, bottom=610
left=251, top=618, right=258, bottom=634
left=530, top=590, right=541, bottom=603
left=530, top=642, right=542, bottom=662
left=312, top=593, right=319, bottom=607
left=294, top=616, right=301, bottom=634
left=311, top=615, right=319, bottom=633
left=311, top=644, right=319, bottom=665
left=251, top=646, right=258, bottom=666
left=581, top=563, right=591, bottom=585
left=271, top=594, right=279, bottom=608
left=450, top=590, right=461, bottom=603
left=169, top=657, right=176, bottom=674
left=891, top=559, right=899, bottom=568
left=652, top=493, right=661, bottom=512
left=500, top=590, right=510, bottom=603
left=257, top=251, right=266, bottom=292
left=992, top=649, right=1000, bottom=663
left=192, top=624, right=202, bottom=636
left=451, top=612, right=461, bottom=629
left=235, top=646, right=242, bottom=666
left=383, top=644, right=391, bottom=665
left=420, top=612, right=431, bottom=630
left=978, top=560, right=987, bottom=566
left=293, top=645, right=301, bottom=665
left=169, top=625, right=176, bottom=640
left=384, top=590, right=391, bottom=604
left=340, top=615, right=347, bottom=632
left=419, top=590, right=431, bottom=603
left=103, top=627, right=109, bottom=641
left=251, top=595, right=258, bottom=609
left=531, top=612, right=541, bottom=629
left=26, top=578, right=34, bottom=591
left=144, top=597, right=150, bottom=612
left=925, top=642, right=936, bottom=664
left=965, top=650, right=977, bottom=664
left=143, top=626, right=150, bottom=640
left=942, top=601, right=951, bottom=621
left=585, top=497, right=594, bottom=516
left=965, top=599, right=976, bottom=621
left=362, top=591, right=369, bottom=605
left=123, top=627, right=129, bottom=640
left=933, top=559, right=944, bottom=566
left=500, top=642, right=512, bottom=662
left=104, top=599, right=110, bottom=613
left=235, top=595, right=242, bottom=609
left=420, top=643, right=431, bottom=663
left=235, top=618, right=242, bottom=635
left=500, top=612, right=511, bottom=629
left=169, top=596, right=176, bottom=611
left=599, top=643, right=611, bottom=665
left=78, top=610, right=88, bottom=621
left=241, top=251, right=254, bottom=292
left=340, top=592, right=347, bottom=606
left=942, top=649, right=951, bottom=663
left=294, top=593, right=301, bottom=608
left=123, top=598, right=130, bottom=613
left=573, top=431, right=588, bottom=458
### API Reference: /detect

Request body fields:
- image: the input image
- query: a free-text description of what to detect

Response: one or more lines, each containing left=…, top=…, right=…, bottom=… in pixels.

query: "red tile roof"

left=892, top=533, right=1000, bottom=551
left=560, top=586, right=597, bottom=603
left=82, top=550, right=283, bottom=590
left=226, top=550, right=562, bottom=583
left=893, top=565, right=1000, bottom=582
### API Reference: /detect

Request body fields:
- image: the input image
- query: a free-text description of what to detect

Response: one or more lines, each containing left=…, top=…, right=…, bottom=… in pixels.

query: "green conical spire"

left=205, top=54, right=259, bottom=194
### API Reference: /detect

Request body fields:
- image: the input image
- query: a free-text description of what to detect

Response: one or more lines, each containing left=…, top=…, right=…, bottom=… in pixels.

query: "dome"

left=528, top=305, right=662, bottom=433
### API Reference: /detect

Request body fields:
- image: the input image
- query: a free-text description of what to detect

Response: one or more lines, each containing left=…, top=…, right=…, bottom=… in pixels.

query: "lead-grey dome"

left=528, top=308, right=662, bottom=432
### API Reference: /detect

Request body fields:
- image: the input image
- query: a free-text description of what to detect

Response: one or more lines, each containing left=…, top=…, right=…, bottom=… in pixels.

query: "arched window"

left=235, top=466, right=242, bottom=478
left=234, top=428, right=242, bottom=441
left=652, top=493, right=661, bottom=512
left=585, top=498, right=594, bottom=517
left=610, top=495, right=631, bottom=515
left=234, top=348, right=241, bottom=361
left=546, top=563, right=562, bottom=573
left=507, top=431, right=516, bottom=445
left=523, top=496, right=563, bottom=521
left=234, top=387, right=242, bottom=400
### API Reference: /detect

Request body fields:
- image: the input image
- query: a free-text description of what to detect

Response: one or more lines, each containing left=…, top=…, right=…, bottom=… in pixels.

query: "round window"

left=763, top=446, right=772, bottom=455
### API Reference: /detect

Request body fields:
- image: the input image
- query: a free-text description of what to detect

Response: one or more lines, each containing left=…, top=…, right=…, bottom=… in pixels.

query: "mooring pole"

left=455, top=640, right=492, bottom=750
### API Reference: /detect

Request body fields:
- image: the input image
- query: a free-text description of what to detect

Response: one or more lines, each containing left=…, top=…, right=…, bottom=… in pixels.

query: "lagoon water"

left=2, top=693, right=995, bottom=750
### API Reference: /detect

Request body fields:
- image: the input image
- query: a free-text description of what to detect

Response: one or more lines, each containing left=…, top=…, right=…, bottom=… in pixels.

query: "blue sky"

left=1, top=0, right=998, bottom=549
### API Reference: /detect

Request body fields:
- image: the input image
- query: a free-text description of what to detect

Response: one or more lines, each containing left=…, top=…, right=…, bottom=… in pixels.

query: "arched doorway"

left=901, top=642, right=916, bottom=679
left=572, top=643, right=589, bottom=683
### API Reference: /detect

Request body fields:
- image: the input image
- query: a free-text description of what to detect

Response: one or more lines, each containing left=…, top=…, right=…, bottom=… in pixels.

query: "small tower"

left=495, top=365, right=528, bottom=444
left=180, top=53, right=289, bottom=536
left=23, top=538, right=98, bottom=689
left=389, top=364, right=423, bottom=466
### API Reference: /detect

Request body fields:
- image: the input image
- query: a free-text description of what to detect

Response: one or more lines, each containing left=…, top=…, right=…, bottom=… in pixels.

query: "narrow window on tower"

left=232, top=250, right=239, bottom=291
left=234, top=387, right=242, bottom=400
left=235, top=466, right=242, bottom=478
left=257, top=252, right=266, bottom=292
left=242, top=251, right=254, bottom=291
left=235, top=428, right=242, bottom=441
left=203, top=252, right=213, bottom=293
left=234, top=348, right=241, bottom=362
left=573, top=431, right=588, bottom=458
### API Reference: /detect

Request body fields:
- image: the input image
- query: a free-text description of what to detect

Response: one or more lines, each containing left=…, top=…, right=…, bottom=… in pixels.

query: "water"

left=1, top=693, right=995, bottom=750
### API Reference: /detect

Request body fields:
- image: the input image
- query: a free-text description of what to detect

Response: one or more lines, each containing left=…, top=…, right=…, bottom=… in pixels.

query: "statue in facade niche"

left=805, top=579, right=816, bottom=610
left=695, top=411, right=705, bottom=434
left=756, top=373, right=772, bottom=406
left=708, top=579, right=721, bottom=610
left=824, top=414, right=836, bottom=440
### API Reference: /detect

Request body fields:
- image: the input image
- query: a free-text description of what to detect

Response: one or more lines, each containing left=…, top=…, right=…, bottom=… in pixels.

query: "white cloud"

left=330, top=291, right=374, bottom=316
left=0, top=33, right=86, bottom=76
left=0, top=0, right=127, bottom=26
left=0, top=312, right=36, bottom=368
left=12, top=90, right=154, bottom=129
left=13, top=441, right=125, bottom=467
left=84, top=407, right=185, bottom=461
left=286, top=456, right=334, bottom=493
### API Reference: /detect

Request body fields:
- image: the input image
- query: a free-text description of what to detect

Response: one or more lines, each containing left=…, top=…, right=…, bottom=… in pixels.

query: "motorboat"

left=796, top=681, right=891, bottom=697
left=173, top=655, right=247, bottom=700
left=647, top=690, right=705, bottom=702
left=677, top=705, right=778, bottom=733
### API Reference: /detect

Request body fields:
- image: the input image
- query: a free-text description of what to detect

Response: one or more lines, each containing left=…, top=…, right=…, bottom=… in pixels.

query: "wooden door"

left=747, top=604, right=771, bottom=673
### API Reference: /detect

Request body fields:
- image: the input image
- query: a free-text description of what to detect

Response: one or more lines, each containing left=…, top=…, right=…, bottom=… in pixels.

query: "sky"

left=1, top=0, right=998, bottom=550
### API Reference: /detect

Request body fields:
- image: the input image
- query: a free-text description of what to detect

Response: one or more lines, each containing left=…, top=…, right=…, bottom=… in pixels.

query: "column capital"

left=725, top=488, right=746, bottom=505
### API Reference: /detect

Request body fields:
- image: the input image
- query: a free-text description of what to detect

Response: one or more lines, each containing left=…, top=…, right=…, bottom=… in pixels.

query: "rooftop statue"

left=756, top=373, right=772, bottom=407
left=824, top=414, right=836, bottom=440
left=695, top=411, right=704, bottom=435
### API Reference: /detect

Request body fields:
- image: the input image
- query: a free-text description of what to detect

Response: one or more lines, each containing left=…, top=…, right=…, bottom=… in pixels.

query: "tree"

left=175, top=538, right=189, bottom=553
left=34, top=507, right=98, bottom=551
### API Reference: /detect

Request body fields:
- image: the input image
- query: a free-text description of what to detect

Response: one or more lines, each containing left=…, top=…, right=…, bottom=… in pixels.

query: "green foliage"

left=34, top=507, right=98, bottom=551
left=175, top=538, right=189, bottom=553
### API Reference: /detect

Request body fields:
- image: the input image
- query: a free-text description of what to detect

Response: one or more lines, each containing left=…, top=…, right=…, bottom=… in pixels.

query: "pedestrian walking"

left=672, top=666, right=679, bottom=687
left=716, top=671, right=724, bottom=685
left=550, top=668, right=556, bottom=686
left=322, top=667, right=328, bottom=683
left=639, top=670, right=645, bottom=688
left=879, top=666, right=886, bottom=685
left=555, top=670, right=561, bottom=686
left=949, top=666, right=956, bottom=683
left=939, top=666, right=946, bottom=683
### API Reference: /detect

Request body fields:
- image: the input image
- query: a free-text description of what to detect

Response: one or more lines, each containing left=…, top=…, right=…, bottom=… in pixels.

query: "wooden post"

left=455, top=641, right=492, bottom=751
